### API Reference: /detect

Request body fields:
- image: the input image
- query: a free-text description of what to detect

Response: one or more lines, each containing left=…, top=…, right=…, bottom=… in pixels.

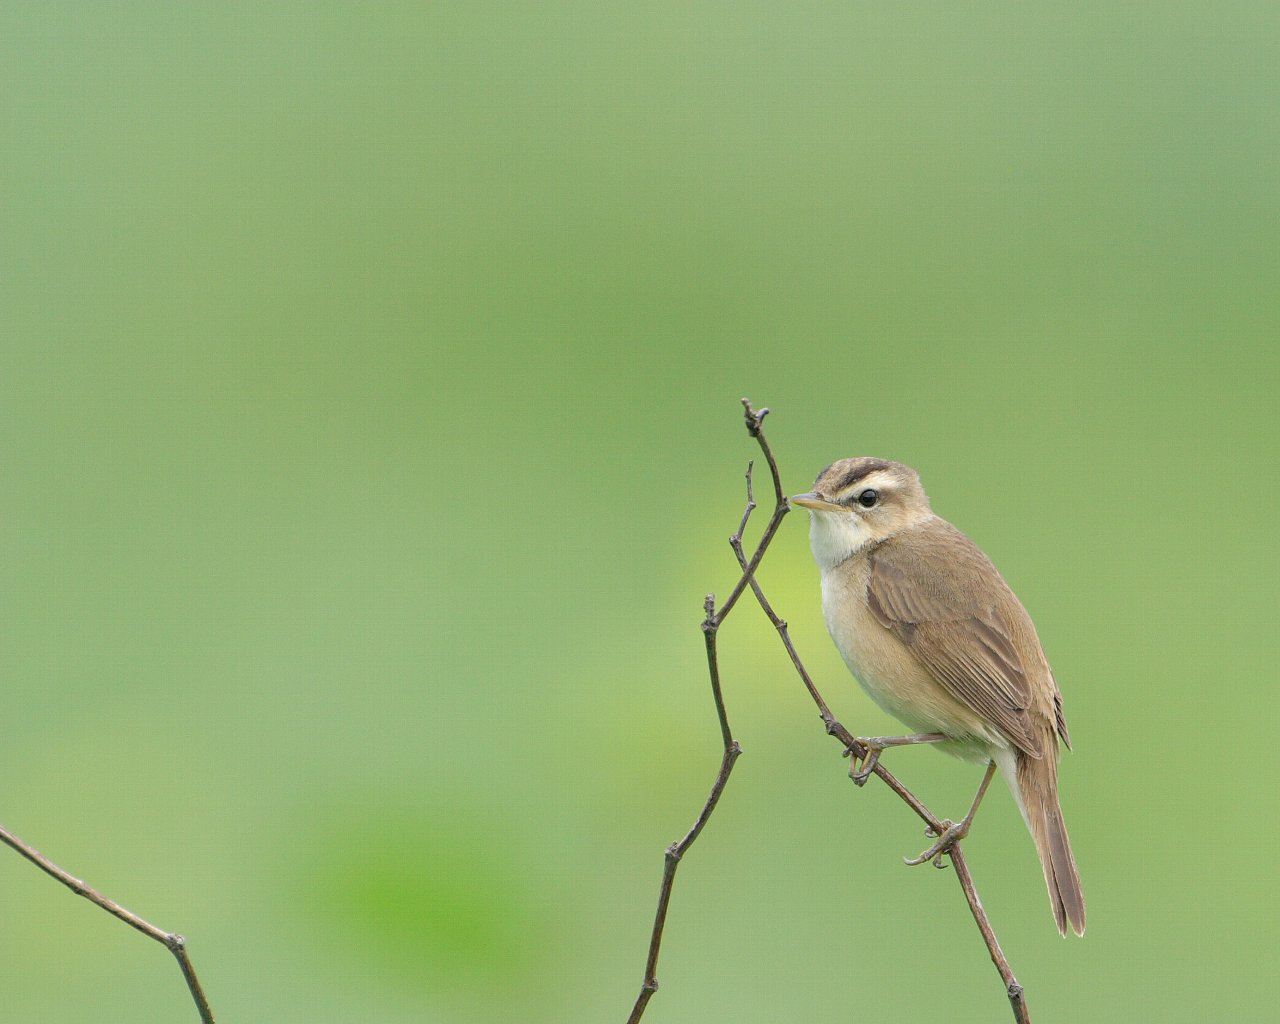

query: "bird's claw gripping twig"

left=904, top=819, right=969, bottom=869
left=845, top=741, right=884, bottom=786
left=903, top=759, right=998, bottom=869
left=843, top=733, right=947, bottom=787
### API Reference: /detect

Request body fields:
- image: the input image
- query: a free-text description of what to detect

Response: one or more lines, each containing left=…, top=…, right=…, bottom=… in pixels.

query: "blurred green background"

left=3, top=3, right=1276, bottom=1021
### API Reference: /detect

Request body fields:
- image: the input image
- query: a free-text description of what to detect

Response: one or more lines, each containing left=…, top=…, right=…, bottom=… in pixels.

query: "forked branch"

left=626, top=398, right=1030, bottom=1024
left=0, top=824, right=215, bottom=1023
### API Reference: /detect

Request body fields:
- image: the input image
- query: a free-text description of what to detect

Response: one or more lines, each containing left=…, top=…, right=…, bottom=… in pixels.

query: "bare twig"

left=626, top=398, right=1030, bottom=1023
left=952, top=847, right=1031, bottom=1024
left=0, top=823, right=215, bottom=1023
left=625, top=403, right=785, bottom=1024
left=625, top=593, right=742, bottom=1024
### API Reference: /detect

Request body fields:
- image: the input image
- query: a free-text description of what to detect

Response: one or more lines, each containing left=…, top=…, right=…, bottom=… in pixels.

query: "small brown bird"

left=792, top=457, right=1085, bottom=936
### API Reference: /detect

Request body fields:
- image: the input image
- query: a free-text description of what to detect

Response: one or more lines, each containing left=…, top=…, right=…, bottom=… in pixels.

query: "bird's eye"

left=857, top=489, right=878, bottom=508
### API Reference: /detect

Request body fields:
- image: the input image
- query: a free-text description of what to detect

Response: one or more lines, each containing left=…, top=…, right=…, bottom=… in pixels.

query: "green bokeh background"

left=4, top=4, right=1276, bottom=1021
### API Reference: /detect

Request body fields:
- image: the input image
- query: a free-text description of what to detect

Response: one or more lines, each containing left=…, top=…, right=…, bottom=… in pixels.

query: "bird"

left=791, top=457, right=1085, bottom=936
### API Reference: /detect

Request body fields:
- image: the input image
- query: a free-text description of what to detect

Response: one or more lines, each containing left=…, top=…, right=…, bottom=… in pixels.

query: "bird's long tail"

left=997, top=748, right=1086, bottom=936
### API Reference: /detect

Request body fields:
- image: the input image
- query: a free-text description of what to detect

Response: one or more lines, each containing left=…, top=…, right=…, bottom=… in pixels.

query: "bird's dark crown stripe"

left=833, top=459, right=893, bottom=493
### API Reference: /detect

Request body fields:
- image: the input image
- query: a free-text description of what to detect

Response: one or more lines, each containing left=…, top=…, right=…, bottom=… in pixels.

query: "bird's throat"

left=807, top=510, right=871, bottom=570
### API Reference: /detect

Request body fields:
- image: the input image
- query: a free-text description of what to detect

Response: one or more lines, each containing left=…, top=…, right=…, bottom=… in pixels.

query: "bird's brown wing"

left=866, top=522, right=1044, bottom=758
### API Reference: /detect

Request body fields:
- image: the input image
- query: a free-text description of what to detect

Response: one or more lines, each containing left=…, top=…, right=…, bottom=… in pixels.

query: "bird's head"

left=791, top=457, right=932, bottom=569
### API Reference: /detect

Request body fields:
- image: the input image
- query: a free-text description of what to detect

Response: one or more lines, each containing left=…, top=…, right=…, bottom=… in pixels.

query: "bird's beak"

left=790, top=492, right=844, bottom=512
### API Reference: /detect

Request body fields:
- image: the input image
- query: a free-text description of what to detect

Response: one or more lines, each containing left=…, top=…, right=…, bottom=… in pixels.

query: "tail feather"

left=999, top=748, right=1086, bottom=936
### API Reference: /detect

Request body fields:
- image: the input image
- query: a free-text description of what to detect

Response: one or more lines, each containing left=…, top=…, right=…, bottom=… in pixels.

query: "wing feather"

left=867, top=523, right=1044, bottom=758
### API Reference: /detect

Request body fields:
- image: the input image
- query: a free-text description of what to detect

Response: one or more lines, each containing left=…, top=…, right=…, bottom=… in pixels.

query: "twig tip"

left=740, top=398, right=769, bottom=436
left=702, top=594, right=718, bottom=632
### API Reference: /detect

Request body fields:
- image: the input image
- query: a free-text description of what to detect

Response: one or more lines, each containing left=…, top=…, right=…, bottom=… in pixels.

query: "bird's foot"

left=902, top=759, right=998, bottom=869
left=844, top=741, right=885, bottom=786
left=904, top=819, right=969, bottom=869
left=843, top=733, right=947, bottom=787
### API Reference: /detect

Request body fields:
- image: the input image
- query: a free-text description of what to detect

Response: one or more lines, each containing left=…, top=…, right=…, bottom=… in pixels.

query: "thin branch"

left=952, top=847, right=1030, bottom=1024
left=626, top=397, right=1030, bottom=1024
left=0, top=823, right=215, bottom=1023
left=626, top=405, right=781, bottom=1024
left=625, top=597, right=742, bottom=1024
